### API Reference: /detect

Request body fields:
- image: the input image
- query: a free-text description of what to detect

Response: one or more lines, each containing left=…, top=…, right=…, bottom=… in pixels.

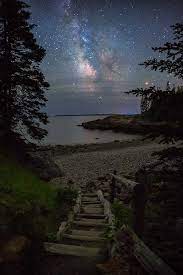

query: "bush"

left=105, top=200, right=132, bottom=240
left=0, top=154, right=77, bottom=240
left=56, top=187, right=78, bottom=205
left=112, top=200, right=132, bottom=229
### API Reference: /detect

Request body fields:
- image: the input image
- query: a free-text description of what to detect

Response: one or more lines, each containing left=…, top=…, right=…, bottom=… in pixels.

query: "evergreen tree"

left=0, top=0, right=49, bottom=143
left=141, top=23, right=183, bottom=79
left=127, top=22, right=183, bottom=142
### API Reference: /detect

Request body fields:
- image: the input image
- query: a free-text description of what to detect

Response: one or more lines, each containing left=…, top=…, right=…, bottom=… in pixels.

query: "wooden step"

left=83, top=198, right=99, bottom=202
left=71, top=229, right=104, bottom=238
left=82, top=207, right=103, bottom=214
left=82, top=201, right=101, bottom=205
left=44, top=242, right=101, bottom=257
left=75, top=218, right=106, bottom=224
left=84, top=193, right=97, bottom=197
left=83, top=205, right=103, bottom=209
left=73, top=219, right=106, bottom=227
left=82, top=197, right=99, bottom=201
left=63, top=233, right=105, bottom=242
left=77, top=213, right=106, bottom=219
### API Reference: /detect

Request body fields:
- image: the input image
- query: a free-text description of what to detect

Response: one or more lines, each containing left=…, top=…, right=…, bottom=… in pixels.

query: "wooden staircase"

left=44, top=175, right=177, bottom=275
left=45, top=191, right=108, bottom=265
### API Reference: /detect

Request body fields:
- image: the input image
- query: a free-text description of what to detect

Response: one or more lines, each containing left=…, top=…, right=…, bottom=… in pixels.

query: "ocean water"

left=41, top=115, right=139, bottom=145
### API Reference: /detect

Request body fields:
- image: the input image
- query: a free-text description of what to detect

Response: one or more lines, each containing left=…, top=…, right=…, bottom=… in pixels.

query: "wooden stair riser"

left=82, top=202, right=100, bottom=205
left=82, top=208, right=104, bottom=214
left=44, top=243, right=103, bottom=258
left=73, top=220, right=106, bottom=227
left=62, top=235, right=105, bottom=247
left=75, top=218, right=106, bottom=224
left=77, top=213, right=106, bottom=219
left=84, top=194, right=98, bottom=198
left=71, top=229, right=105, bottom=238
left=63, top=233, right=105, bottom=242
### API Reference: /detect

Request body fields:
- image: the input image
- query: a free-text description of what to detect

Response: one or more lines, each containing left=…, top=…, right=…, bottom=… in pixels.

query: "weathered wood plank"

left=56, top=221, right=67, bottom=241
left=71, top=229, right=104, bottom=237
left=97, top=190, right=113, bottom=221
left=44, top=242, right=101, bottom=257
left=73, top=219, right=106, bottom=227
left=110, top=173, right=140, bottom=191
left=63, top=233, right=105, bottom=242
left=123, top=225, right=176, bottom=275
left=74, top=191, right=82, bottom=214
left=57, top=190, right=82, bottom=240
left=110, top=173, right=146, bottom=236
left=97, top=190, right=115, bottom=257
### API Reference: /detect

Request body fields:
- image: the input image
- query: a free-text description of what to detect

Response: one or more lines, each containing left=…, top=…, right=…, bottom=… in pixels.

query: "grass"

left=0, top=152, right=77, bottom=240
left=0, top=157, right=56, bottom=209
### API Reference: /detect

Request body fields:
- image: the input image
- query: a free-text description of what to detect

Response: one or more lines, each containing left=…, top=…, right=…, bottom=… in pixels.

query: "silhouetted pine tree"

left=141, top=23, right=183, bottom=79
left=0, top=0, right=49, bottom=143
left=127, top=23, right=183, bottom=142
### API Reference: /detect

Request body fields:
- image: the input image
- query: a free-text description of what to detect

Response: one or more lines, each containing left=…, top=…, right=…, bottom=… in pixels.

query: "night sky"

left=27, top=0, right=183, bottom=115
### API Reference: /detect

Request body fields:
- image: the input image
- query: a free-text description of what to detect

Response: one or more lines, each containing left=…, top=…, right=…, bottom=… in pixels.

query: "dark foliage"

left=126, top=85, right=183, bottom=143
left=127, top=22, right=183, bottom=143
left=141, top=23, right=183, bottom=79
left=0, top=0, right=49, bottom=143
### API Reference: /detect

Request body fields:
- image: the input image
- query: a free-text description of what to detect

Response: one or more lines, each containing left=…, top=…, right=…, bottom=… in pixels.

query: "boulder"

left=0, top=236, right=31, bottom=264
left=0, top=236, right=44, bottom=275
left=25, top=151, right=63, bottom=181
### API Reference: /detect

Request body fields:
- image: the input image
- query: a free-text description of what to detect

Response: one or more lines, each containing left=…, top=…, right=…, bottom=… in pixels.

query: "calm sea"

left=41, top=115, right=139, bottom=145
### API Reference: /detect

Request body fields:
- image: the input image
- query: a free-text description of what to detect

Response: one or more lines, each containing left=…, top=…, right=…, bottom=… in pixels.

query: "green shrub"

left=0, top=154, right=77, bottom=240
left=112, top=200, right=132, bottom=229
left=56, top=187, right=78, bottom=205
left=105, top=200, right=132, bottom=240
left=46, top=232, right=57, bottom=242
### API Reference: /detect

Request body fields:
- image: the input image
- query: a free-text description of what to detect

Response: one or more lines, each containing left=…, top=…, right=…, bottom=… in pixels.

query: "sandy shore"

left=54, top=139, right=171, bottom=185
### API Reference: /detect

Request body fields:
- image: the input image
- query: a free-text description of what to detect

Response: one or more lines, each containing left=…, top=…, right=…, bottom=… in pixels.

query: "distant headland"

left=54, top=113, right=136, bottom=117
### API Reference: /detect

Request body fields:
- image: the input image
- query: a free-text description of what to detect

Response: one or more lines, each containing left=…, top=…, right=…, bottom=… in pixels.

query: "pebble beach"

left=54, top=140, right=171, bottom=185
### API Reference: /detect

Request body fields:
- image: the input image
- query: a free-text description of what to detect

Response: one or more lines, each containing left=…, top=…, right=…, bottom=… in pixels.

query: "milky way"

left=26, top=0, right=183, bottom=114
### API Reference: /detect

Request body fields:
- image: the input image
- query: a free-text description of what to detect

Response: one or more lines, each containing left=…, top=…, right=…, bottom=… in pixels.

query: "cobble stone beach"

left=55, top=141, right=170, bottom=185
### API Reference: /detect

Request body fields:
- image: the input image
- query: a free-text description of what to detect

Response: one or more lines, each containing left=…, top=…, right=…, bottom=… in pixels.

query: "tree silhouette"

left=127, top=23, right=183, bottom=143
left=0, top=0, right=49, bottom=143
left=141, top=23, right=183, bottom=79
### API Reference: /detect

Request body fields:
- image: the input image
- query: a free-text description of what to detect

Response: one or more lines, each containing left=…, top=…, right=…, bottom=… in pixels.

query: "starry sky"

left=27, top=0, right=183, bottom=115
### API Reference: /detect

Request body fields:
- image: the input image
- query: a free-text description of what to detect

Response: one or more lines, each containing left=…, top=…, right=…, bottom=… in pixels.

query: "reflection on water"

left=42, top=115, right=140, bottom=145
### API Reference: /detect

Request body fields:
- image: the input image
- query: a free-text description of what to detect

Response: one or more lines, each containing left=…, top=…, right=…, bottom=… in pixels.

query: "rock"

left=25, top=151, right=63, bottom=181
left=0, top=235, right=31, bottom=263
left=0, top=236, right=45, bottom=275
left=0, top=224, right=12, bottom=239
left=135, top=157, right=183, bottom=189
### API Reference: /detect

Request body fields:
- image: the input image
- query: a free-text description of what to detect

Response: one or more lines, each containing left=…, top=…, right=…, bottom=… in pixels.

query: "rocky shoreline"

left=81, top=114, right=169, bottom=135
left=38, top=137, right=144, bottom=156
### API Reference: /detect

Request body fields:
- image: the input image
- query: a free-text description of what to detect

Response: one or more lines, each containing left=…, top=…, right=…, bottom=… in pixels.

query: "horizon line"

left=50, top=113, right=138, bottom=117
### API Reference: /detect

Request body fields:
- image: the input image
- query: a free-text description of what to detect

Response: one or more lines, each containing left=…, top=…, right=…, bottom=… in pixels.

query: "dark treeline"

left=0, top=0, right=49, bottom=150
left=127, top=23, right=183, bottom=143
left=127, top=23, right=183, bottom=274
